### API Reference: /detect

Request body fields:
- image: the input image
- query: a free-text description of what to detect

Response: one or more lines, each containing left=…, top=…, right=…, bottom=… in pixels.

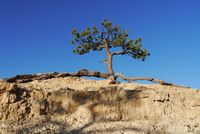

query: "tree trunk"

left=104, top=42, right=114, bottom=76
left=107, top=54, right=114, bottom=76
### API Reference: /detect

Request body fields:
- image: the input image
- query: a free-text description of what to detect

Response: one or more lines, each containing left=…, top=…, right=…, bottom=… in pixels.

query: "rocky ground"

left=0, top=76, right=200, bottom=134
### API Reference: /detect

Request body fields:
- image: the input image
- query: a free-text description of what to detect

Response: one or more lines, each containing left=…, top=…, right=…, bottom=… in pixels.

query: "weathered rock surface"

left=0, top=77, right=199, bottom=134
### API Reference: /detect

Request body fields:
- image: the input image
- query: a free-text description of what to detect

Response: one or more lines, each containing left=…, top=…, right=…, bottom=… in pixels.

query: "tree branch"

left=111, top=51, right=125, bottom=55
left=96, top=44, right=104, bottom=50
left=111, top=51, right=133, bottom=56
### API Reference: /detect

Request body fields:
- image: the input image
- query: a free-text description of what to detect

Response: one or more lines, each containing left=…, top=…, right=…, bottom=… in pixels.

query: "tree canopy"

left=71, top=19, right=150, bottom=76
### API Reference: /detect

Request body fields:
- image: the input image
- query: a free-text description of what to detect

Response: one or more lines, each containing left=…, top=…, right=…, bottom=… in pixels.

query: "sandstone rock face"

left=0, top=78, right=200, bottom=134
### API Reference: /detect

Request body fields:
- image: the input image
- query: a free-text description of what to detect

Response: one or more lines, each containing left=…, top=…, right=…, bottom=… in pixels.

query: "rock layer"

left=0, top=77, right=199, bottom=134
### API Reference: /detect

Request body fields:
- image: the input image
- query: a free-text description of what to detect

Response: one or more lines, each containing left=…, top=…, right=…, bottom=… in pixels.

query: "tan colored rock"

left=1, top=92, right=17, bottom=104
left=0, top=77, right=199, bottom=133
left=0, top=81, right=17, bottom=92
left=1, top=92, right=10, bottom=104
left=9, top=94, right=17, bottom=103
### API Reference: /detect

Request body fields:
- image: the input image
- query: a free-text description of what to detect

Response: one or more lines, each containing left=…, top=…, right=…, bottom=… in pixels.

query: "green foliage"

left=71, top=19, right=150, bottom=60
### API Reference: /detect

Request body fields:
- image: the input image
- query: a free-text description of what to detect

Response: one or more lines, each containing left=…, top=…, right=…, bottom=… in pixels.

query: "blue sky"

left=0, top=0, right=200, bottom=88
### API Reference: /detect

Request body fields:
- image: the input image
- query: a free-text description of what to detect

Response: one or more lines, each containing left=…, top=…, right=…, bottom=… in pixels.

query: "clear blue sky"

left=0, top=0, right=200, bottom=88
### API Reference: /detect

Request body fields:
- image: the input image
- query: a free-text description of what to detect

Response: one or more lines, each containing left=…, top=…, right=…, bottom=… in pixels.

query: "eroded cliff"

left=0, top=76, right=200, bottom=134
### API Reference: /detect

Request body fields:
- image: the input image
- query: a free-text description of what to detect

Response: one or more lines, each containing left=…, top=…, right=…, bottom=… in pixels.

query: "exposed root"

left=5, top=69, right=111, bottom=83
left=4, top=69, right=190, bottom=88
left=115, top=73, right=190, bottom=88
